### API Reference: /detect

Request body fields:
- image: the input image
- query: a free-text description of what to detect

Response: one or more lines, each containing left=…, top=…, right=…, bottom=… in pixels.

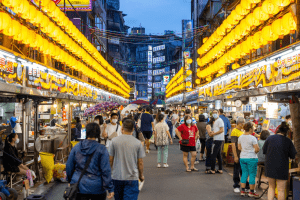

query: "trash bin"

left=26, top=194, right=46, bottom=200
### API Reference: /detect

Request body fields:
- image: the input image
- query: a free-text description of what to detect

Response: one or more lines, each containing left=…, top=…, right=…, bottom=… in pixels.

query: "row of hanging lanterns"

left=166, top=83, right=185, bottom=98
left=197, top=12, right=296, bottom=80
left=197, top=0, right=292, bottom=58
left=166, top=68, right=192, bottom=96
left=1, top=0, right=130, bottom=94
left=0, top=11, right=129, bottom=97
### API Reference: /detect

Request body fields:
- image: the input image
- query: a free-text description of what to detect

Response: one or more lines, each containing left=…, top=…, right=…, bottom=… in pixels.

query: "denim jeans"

left=233, top=160, right=250, bottom=189
left=157, top=145, right=169, bottom=163
left=205, top=138, right=213, bottom=168
left=113, top=180, right=139, bottom=200
left=240, top=158, right=258, bottom=185
left=210, top=140, right=223, bottom=171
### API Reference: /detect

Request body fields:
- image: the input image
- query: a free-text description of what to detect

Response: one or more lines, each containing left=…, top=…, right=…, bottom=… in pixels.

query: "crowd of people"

left=63, top=106, right=297, bottom=200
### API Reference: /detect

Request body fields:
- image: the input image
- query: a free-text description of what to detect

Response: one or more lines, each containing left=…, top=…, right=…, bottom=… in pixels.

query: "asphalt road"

left=42, top=140, right=247, bottom=200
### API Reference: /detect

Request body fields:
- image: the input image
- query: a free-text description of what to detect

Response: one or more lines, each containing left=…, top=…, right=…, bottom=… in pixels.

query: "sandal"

left=206, top=170, right=215, bottom=174
left=216, top=170, right=223, bottom=174
left=205, top=169, right=210, bottom=174
left=186, top=169, right=192, bottom=172
left=191, top=168, right=199, bottom=172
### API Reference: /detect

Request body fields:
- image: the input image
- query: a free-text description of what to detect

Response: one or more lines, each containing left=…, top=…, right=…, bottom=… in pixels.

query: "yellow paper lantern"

left=240, top=19, right=251, bottom=36
left=262, top=25, right=278, bottom=42
left=232, top=63, right=241, bottom=70
left=241, top=0, right=252, bottom=10
left=235, top=4, right=249, bottom=16
left=195, top=79, right=200, bottom=84
left=271, top=18, right=285, bottom=38
left=282, top=12, right=297, bottom=34
left=187, top=58, right=193, bottom=64
left=0, top=12, right=11, bottom=32
left=253, top=7, right=269, bottom=22
left=273, top=0, right=291, bottom=7
left=262, top=0, right=280, bottom=16
left=246, top=13, right=260, bottom=27
left=253, top=31, right=264, bottom=49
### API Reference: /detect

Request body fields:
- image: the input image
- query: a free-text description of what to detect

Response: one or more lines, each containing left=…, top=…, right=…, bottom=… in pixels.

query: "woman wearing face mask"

left=175, top=116, right=199, bottom=172
left=94, top=115, right=104, bottom=143
left=4, top=133, right=30, bottom=176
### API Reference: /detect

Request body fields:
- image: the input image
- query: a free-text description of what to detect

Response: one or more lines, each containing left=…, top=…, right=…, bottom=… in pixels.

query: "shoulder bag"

left=108, top=125, right=119, bottom=140
left=63, top=151, right=95, bottom=200
left=137, top=113, right=143, bottom=128
left=137, top=126, right=145, bottom=142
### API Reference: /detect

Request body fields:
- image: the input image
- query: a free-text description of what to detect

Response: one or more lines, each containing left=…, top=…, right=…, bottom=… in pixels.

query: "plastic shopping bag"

left=39, top=152, right=55, bottom=183
left=196, top=139, right=201, bottom=153
left=53, top=163, right=66, bottom=180
left=149, top=135, right=154, bottom=143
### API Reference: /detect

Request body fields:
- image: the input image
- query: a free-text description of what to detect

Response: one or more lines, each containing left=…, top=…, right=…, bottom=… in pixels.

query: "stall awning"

left=186, top=100, right=198, bottom=105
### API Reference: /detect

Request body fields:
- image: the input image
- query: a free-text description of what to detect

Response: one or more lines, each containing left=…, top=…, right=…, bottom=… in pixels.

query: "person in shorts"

left=140, top=107, right=155, bottom=153
left=175, top=116, right=199, bottom=172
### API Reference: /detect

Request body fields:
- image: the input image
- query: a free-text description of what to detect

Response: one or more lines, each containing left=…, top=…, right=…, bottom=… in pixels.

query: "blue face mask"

left=103, top=116, right=107, bottom=120
left=186, top=119, right=192, bottom=124
left=213, top=114, right=218, bottom=119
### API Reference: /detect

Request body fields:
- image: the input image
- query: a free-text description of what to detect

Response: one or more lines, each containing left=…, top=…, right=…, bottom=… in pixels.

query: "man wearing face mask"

left=102, top=113, right=122, bottom=149
left=207, top=110, right=225, bottom=174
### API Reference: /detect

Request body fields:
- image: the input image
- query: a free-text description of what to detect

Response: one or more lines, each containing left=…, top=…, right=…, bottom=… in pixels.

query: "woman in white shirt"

left=238, top=122, right=260, bottom=197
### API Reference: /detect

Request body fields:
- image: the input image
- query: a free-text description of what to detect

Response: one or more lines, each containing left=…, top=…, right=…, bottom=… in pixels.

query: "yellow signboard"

left=57, top=0, right=92, bottom=11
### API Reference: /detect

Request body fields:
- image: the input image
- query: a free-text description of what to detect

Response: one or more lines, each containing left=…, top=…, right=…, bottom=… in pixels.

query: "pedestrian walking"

left=109, top=118, right=145, bottom=200
left=231, top=117, right=249, bottom=193
left=207, top=110, right=224, bottom=174
left=175, top=116, right=199, bottom=172
left=171, top=110, right=179, bottom=139
left=196, top=114, right=207, bottom=161
left=66, top=123, right=114, bottom=200
left=218, top=109, right=231, bottom=143
left=154, top=114, right=173, bottom=168
left=238, top=122, right=260, bottom=197
left=205, top=117, right=214, bottom=173
left=139, top=107, right=155, bottom=153
left=102, top=113, right=122, bottom=149
left=263, top=122, right=296, bottom=200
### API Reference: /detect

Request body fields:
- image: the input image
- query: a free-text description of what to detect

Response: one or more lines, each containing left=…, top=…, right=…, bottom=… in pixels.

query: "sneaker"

left=194, top=161, right=199, bottom=164
left=188, top=161, right=190, bottom=165
left=146, top=150, right=150, bottom=153
left=157, top=163, right=161, bottom=168
left=234, top=188, right=240, bottom=193
left=245, top=189, right=250, bottom=193
left=163, top=164, right=169, bottom=168
left=240, top=191, right=247, bottom=196
left=248, top=192, right=259, bottom=198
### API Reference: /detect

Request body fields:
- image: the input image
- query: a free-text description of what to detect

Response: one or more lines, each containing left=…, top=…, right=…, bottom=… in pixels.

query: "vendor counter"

left=29, top=126, right=68, bottom=154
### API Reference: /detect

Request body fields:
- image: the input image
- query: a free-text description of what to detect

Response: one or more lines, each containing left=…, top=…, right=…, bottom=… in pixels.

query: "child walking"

left=154, top=114, right=173, bottom=168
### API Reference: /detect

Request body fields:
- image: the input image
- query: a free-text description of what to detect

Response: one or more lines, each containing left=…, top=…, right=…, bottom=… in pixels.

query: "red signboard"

left=53, top=0, right=61, bottom=4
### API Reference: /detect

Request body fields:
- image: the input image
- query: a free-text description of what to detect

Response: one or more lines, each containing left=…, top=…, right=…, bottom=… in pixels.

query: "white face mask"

left=16, top=138, right=20, bottom=144
left=125, top=113, right=129, bottom=116
left=186, top=119, right=192, bottom=124
left=112, top=119, right=118, bottom=124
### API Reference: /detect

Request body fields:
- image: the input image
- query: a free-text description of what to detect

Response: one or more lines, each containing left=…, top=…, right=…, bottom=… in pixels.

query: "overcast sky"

left=121, top=0, right=192, bottom=35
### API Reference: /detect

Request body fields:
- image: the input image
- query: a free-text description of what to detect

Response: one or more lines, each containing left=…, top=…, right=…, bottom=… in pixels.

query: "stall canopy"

left=121, top=104, right=139, bottom=114
left=151, top=99, right=165, bottom=105
left=130, top=100, right=149, bottom=105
